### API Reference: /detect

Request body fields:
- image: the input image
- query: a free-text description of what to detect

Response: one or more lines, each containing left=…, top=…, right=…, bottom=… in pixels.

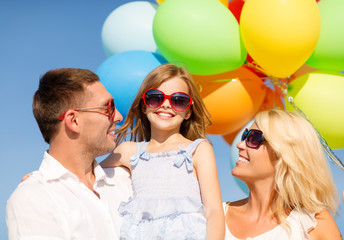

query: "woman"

left=224, top=109, right=342, bottom=240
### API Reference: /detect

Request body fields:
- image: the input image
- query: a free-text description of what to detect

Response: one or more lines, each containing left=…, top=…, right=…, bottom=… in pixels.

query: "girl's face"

left=143, top=77, right=192, bottom=134
left=232, top=123, right=276, bottom=184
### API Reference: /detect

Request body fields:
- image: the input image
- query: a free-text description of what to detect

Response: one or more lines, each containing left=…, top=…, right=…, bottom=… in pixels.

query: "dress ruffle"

left=120, top=210, right=206, bottom=240
left=119, top=196, right=205, bottom=222
left=119, top=196, right=206, bottom=240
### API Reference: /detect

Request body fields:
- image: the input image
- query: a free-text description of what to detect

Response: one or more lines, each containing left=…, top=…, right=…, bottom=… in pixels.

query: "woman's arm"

left=309, top=209, right=342, bottom=240
left=100, top=141, right=136, bottom=171
left=194, top=141, right=225, bottom=240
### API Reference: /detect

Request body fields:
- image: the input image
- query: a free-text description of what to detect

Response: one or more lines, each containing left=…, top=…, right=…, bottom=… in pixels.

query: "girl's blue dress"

left=119, top=139, right=207, bottom=240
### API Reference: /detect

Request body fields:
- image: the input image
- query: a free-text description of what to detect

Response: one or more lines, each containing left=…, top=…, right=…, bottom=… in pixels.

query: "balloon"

left=306, top=0, right=344, bottom=71
left=96, top=50, right=167, bottom=122
left=230, top=121, right=254, bottom=195
left=228, top=0, right=245, bottom=22
left=222, top=129, right=240, bottom=146
left=153, top=0, right=246, bottom=75
left=227, top=0, right=268, bottom=79
left=196, top=66, right=266, bottom=135
left=101, top=1, right=158, bottom=57
left=240, top=0, right=320, bottom=78
left=291, top=64, right=319, bottom=81
left=286, top=71, right=344, bottom=149
left=257, top=87, right=285, bottom=112
left=222, top=86, right=284, bottom=145
left=157, top=0, right=229, bottom=7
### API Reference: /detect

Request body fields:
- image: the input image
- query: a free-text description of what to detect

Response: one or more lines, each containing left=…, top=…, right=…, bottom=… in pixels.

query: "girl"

left=101, top=63, right=225, bottom=240
left=224, top=110, right=341, bottom=240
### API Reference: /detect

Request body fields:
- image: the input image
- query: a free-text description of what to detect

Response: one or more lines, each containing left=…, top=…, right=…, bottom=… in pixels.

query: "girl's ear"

left=184, top=109, right=192, bottom=120
left=141, top=103, right=147, bottom=114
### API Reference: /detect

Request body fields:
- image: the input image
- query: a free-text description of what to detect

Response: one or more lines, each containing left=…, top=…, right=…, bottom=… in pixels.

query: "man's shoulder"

left=7, top=174, right=51, bottom=207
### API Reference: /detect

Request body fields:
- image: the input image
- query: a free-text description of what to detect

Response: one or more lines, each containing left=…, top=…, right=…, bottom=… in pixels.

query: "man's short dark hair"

left=32, top=68, right=100, bottom=143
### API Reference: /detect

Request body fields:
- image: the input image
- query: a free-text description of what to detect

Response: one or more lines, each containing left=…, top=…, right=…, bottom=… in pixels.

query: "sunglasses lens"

left=171, top=93, right=191, bottom=111
left=145, top=89, right=164, bottom=108
left=247, top=130, right=263, bottom=148
left=110, top=99, right=116, bottom=120
left=241, top=129, right=249, bottom=142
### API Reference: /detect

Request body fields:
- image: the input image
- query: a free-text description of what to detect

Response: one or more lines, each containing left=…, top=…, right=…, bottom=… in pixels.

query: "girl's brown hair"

left=116, top=63, right=211, bottom=144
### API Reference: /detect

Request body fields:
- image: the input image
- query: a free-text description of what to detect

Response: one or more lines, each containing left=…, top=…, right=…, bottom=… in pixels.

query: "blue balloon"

left=96, top=50, right=167, bottom=123
left=230, top=120, right=254, bottom=195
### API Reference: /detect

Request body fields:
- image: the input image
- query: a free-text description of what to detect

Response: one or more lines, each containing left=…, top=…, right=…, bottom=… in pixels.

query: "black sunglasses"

left=142, top=89, right=193, bottom=112
left=241, top=128, right=266, bottom=149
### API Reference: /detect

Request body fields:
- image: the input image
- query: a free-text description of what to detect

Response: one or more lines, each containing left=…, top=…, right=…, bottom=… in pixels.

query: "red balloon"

left=228, top=0, right=245, bottom=23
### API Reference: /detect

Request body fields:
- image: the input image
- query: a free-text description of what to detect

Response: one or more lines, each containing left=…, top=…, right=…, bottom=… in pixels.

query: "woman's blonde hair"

left=115, top=63, right=211, bottom=144
left=255, top=109, right=338, bottom=227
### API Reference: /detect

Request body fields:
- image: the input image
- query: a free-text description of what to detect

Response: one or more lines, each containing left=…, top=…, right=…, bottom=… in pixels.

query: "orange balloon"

left=157, top=0, right=228, bottom=7
left=197, top=66, right=266, bottom=135
left=222, top=128, right=240, bottom=145
left=223, top=87, right=284, bottom=144
left=257, top=87, right=285, bottom=112
left=290, top=64, right=319, bottom=82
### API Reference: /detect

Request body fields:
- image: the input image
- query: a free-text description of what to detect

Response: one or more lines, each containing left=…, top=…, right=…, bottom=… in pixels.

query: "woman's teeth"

left=238, top=157, right=249, bottom=163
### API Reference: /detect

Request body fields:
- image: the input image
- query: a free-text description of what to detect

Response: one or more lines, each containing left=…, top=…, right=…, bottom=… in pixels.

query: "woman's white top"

left=223, top=202, right=317, bottom=240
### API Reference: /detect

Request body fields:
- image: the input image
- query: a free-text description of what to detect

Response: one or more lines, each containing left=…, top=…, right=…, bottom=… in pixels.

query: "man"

left=6, top=68, right=132, bottom=239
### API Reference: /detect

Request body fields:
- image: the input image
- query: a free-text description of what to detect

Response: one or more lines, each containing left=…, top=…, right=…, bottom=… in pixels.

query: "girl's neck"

left=150, top=132, right=188, bottom=145
left=147, top=133, right=189, bottom=153
left=150, top=130, right=185, bottom=144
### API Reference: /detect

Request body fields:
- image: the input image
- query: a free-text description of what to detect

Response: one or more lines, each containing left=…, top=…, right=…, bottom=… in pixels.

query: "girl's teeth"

left=158, top=112, right=172, bottom=117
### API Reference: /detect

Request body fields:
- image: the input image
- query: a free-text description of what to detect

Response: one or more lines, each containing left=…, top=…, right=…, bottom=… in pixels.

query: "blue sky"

left=0, top=1, right=343, bottom=238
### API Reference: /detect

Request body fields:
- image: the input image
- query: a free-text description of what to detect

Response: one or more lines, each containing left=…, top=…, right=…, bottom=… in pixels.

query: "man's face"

left=78, top=82, right=122, bottom=157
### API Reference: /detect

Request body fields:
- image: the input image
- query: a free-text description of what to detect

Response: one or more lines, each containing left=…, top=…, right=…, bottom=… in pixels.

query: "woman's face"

left=232, top=123, right=277, bottom=184
left=143, top=77, right=192, bottom=134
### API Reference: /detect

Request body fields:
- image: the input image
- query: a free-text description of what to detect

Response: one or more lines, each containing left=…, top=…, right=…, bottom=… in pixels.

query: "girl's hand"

left=100, top=141, right=136, bottom=171
left=21, top=172, right=33, bottom=182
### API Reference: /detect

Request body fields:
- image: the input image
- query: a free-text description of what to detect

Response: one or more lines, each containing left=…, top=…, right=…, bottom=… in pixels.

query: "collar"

left=39, top=151, right=115, bottom=186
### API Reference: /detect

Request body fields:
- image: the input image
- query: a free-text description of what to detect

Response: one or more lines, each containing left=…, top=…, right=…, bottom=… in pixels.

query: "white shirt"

left=223, top=202, right=317, bottom=240
left=6, top=152, right=133, bottom=240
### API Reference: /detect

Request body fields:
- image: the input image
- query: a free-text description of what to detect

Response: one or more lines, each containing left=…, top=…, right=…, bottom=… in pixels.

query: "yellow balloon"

left=240, top=0, right=320, bottom=78
left=156, top=0, right=228, bottom=7
left=286, top=71, right=344, bottom=149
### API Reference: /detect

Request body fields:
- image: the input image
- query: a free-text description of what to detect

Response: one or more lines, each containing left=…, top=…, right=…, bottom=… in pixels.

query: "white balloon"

left=101, top=1, right=158, bottom=57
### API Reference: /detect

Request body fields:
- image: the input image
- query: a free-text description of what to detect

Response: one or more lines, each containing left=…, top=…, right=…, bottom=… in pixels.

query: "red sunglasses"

left=241, top=128, right=266, bottom=149
left=142, top=89, right=193, bottom=112
left=58, top=98, right=116, bottom=121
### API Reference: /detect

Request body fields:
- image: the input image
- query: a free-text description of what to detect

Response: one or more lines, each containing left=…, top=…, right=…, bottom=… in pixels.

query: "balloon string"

left=270, top=76, right=344, bottom=171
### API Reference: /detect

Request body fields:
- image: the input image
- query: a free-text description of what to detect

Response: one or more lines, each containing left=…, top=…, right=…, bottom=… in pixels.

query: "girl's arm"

left=100, top=141, right=136, bottom=171
left=194, top=141, right=225, bottom=240
left=308, top=209, right=342, bottom=240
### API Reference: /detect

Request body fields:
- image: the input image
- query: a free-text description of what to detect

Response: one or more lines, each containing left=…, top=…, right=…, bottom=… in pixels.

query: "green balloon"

left=306, top=0, right=344, bottom=71
left=153, top=0, right=246, bottom=75
left=286, top=71, right=344, bottom=149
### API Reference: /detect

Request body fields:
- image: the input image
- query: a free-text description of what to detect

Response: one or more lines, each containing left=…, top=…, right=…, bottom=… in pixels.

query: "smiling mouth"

left=237, top=156, right=249, bottom=163
left=107, top=129, right=116, bottom=136
left=156, top=112, right=174, bottom=118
